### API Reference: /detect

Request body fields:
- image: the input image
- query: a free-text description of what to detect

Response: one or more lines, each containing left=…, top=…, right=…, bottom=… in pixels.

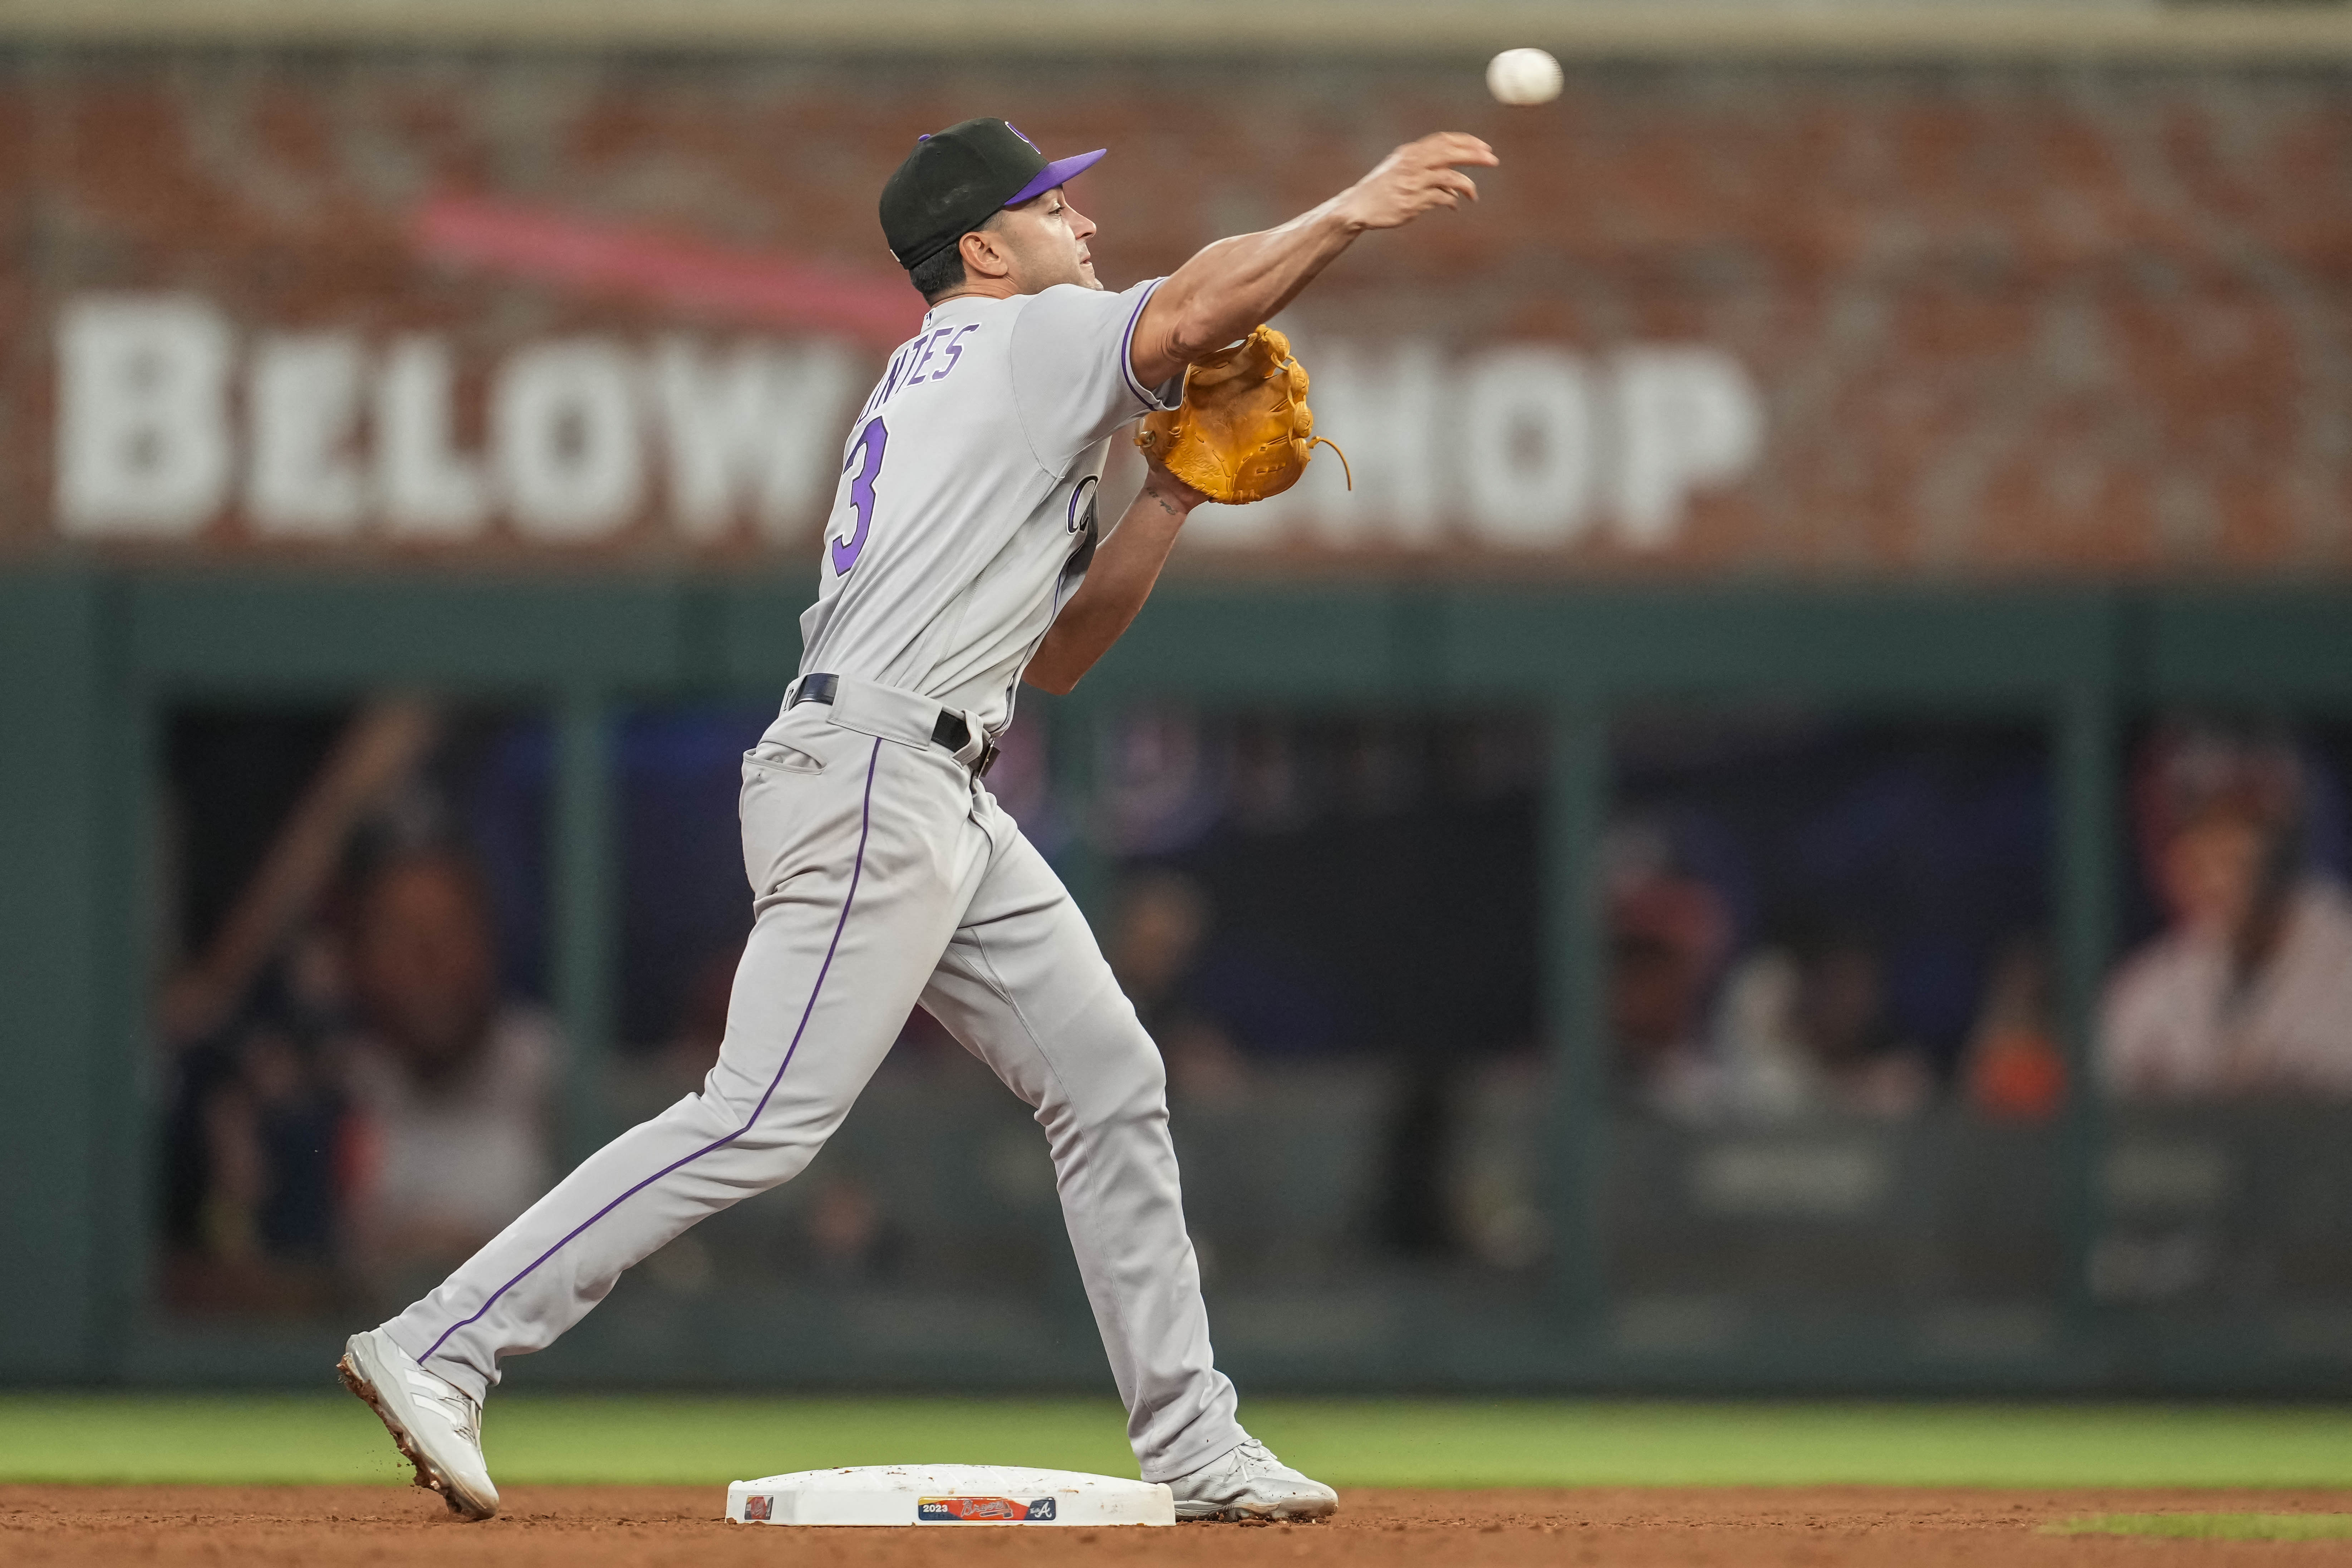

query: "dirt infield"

left=10, top=1485, right=2352, bottom=1565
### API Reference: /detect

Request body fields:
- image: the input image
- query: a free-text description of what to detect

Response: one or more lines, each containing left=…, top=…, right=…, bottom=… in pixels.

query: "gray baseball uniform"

left=381, top=276, right=1249, bottom=1483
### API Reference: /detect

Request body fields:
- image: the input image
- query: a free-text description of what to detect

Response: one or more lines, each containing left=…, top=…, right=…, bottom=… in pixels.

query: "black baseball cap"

left=880, top=118, right=1106, bottom=269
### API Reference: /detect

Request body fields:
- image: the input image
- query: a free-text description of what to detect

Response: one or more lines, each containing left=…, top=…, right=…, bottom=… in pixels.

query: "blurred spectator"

left=1708, top=948, right=1814, bottom=1118
left=2102, top=722, right=2352, bottom=1099
left=1608, top=849, right=1733, bottom=1119
left=1108, top=869, right=1247, bottom=1099
left=1791, top=921, right=1931, bottom=1117
left=1105, top=709, right=1223, bottom=856
left=339, top=844, right=563, bottom=1283
left=1226, top=715, right=1308, bottom=832
left=1708, top=920, right=1932, bottom=1121
left=161, top=1012, right=350, bottom=1315
left=1963, top=939, right=2066, bottom=1121
left=801, top=1173, right=900, bottom=1283
left=662, top=942, right=742, bottom=1088
left=610, top=939, right=748, bottom=1123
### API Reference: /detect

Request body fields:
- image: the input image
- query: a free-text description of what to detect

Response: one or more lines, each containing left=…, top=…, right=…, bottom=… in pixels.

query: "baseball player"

left=338, top=116, right=1495, bottom=1524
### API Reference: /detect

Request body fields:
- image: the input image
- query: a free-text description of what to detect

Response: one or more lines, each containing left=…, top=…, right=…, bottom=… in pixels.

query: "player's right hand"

left=1335, top=133, right=1497, bottom=231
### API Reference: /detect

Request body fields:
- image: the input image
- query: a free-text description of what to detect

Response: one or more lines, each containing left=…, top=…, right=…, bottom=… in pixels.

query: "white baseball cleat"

left=337, top=1327, right=500, bottom=1521
left=1165, top=1438, right=1339, bottom=1522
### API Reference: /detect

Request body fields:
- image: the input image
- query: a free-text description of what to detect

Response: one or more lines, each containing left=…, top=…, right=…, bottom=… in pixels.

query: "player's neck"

left=927, top=279, right=1020, bottom=308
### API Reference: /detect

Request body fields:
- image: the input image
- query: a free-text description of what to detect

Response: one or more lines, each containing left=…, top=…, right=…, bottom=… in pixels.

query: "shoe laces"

left=1227, top=1439, right=1283, bottom=1476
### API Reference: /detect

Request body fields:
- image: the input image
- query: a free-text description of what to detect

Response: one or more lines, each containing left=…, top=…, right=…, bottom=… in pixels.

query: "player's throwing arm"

left=1028, top=132, right=1497, bottom=693
left=1128, top=133, right=1495, bottom=386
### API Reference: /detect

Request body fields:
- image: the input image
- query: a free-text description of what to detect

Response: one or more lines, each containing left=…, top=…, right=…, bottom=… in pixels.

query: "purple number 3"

left=831, top=418, right=887, bottom=575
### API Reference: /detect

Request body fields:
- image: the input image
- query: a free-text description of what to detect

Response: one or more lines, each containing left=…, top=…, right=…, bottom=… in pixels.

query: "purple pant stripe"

left=420, top=737, right=885, bottom=1367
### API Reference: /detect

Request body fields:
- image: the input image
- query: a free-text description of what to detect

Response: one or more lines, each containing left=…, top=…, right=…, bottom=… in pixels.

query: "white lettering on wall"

left=247, top=333, right=366, bottom=537
left=1459, top=347, right=1596, bottom=547
left=56, top=295, right=234, bottom=536
left=48, top=297, right=1759, bottom=554
left=651, top=338, right=858, bottom=542
left=1303, top=342, right=1444, bottom=548
left=1611, top=346, right=1763, bottom=547
left=376, top=336, right=489, bottom=539
left=495, top=339, right=642, bottom=541
left=51, top=296, right=862, bottom=545
left=1209, top=333, right=1765, bottom=554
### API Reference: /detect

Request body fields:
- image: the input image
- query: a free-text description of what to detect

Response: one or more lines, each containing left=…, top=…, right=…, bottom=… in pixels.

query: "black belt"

left=791, top=673, right=999, bottom=777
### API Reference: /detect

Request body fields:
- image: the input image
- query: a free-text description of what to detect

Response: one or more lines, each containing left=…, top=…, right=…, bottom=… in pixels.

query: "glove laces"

left=1309, top=437, right=1352, bottom=489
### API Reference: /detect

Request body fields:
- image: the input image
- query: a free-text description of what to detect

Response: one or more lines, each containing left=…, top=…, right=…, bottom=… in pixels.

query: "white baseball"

left=1486, top=47, right=1562, bottom=107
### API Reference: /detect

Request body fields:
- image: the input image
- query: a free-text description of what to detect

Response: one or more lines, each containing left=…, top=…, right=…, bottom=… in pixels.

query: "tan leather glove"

left=1133, top=325, right=1349, bottom=504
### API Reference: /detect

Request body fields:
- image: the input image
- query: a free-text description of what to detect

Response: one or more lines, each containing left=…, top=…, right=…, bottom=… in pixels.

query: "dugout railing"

left=3, top=567, right=2349, bottom=1392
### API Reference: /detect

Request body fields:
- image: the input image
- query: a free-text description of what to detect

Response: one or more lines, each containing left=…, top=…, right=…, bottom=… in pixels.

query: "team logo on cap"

left=1005, top=122, right=1041, bottom=153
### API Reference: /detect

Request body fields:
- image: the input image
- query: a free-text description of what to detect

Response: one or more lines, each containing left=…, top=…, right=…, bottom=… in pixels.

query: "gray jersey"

left=796, top=276, right=1177, bottom=733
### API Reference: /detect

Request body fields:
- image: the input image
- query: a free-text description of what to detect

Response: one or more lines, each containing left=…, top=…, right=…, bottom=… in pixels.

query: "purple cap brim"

left=1003, top=148, right=1105, bottom=208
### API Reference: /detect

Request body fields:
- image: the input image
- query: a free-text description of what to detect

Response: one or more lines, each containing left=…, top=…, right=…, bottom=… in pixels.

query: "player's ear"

left=959, top=225, right=1013, bottom=283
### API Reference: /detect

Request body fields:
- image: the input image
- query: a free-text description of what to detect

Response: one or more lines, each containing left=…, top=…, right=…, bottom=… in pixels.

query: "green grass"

left=2051, top=1514, right=2352, bottom=1541
left=3, top=1397, right=2349, bottom=1490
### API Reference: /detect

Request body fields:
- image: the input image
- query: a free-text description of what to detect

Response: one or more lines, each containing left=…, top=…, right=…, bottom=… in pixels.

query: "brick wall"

left=5, top=51, right=2349, bottom=578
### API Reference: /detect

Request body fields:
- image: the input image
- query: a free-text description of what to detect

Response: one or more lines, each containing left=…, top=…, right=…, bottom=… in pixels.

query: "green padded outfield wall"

left=2, top=35, right=2351, bottom=1387
left=5, top=568, right=2351, bottom=1388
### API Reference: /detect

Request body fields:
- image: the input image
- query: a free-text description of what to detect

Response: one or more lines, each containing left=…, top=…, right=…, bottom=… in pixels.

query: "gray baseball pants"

left=382, top=677, right=1244, bottom=1481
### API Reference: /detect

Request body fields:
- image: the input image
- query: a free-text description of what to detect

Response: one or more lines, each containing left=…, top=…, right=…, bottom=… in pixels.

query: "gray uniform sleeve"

left=1008, top=277, right=1180, bottom=473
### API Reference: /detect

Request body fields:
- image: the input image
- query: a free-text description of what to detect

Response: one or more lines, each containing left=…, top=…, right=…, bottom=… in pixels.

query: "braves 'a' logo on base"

left=742, top=1495, right=772, bottom=1522
left=917, top=1496, right=1056, bottom=1523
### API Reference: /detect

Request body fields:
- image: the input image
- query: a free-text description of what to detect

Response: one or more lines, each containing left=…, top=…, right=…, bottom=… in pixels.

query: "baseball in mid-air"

left=1486, top=47, right=1563, bottom=107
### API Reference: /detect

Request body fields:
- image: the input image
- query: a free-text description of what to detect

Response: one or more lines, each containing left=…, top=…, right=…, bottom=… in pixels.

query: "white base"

left=726, top=1464, right=1176, bottom=1527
